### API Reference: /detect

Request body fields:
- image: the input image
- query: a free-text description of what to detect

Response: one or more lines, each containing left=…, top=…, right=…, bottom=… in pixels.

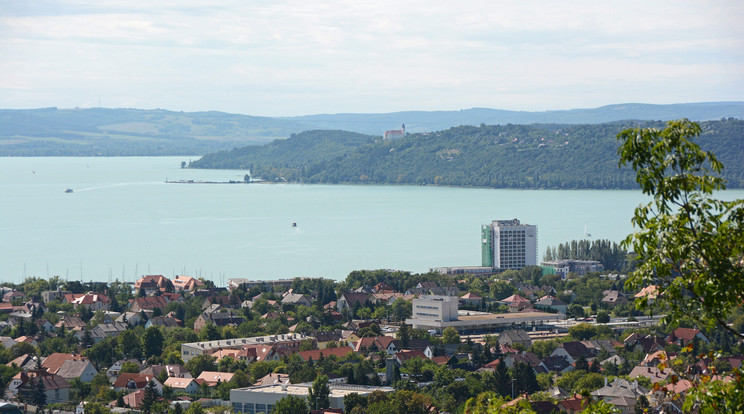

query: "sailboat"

left=584, top=225, right=591, bottom=238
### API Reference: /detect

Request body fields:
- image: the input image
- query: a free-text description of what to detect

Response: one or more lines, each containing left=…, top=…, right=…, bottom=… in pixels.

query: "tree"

left=617, top=119, right=744, bottom=337
left=184, top=354, right=216, bottom=378
left=273, top=394, right=308, bottom=414
left=141, top=379, right=159, bottom=414
left=596, top=311, right=610, bottom=324
left=442, top=327, right=460, bottom=344
left=307, top=374, right=330, bottom=410
left=142, top=327, right=165, bottom=359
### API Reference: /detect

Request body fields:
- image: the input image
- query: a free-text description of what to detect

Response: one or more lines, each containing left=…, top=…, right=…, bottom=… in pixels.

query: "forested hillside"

left=190, top=118, right=744, bottom=189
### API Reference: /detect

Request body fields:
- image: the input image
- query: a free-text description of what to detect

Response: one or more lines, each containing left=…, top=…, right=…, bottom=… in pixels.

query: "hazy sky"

left=1, top=1, right=742, bottom=116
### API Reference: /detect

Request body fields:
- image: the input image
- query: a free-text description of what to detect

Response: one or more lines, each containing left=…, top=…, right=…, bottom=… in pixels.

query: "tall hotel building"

left=482, top=219, right=537, bottom=270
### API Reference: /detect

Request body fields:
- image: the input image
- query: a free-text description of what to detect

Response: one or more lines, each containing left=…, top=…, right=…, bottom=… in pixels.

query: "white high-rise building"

left=481, top=219, right=537, bottom=270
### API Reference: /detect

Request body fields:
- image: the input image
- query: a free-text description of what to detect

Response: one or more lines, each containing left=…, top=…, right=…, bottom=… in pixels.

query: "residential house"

left=460, top=292, right=483, bottom=307
left=11, top=370, right=70, bottom=404
left=591, top=378, right=648, bottom=408
left=500, top=295, right=533, bottom=312
left=551, top=341, right=595, bottom=364
left=122, top=389, right=147, bottom=408
left=3, top=291, right=26, bottom=303
left=130, top=296, right=170, bottom=313
left=534, top=296, right=567, bottom=314
left=497, top=330, right=533, bottom=349
left=113, top=373, right=163, bottom=393
left=0, top=336, right=16, bottom=349
left=42, top=289, right=72, bottom=304
left=253, top=373, right=291, bottom=386
left=106, top=359, right=143, bottom=378
left=172, top=275, right=204, bottom=292
left=141, top=364, right=191, bottom=379
left=116, top=311, right=148, bottom=326
left=145, top=316, right=183, bottom=329
left=667, top=328, right=709, bottom=346
left=601, top=290, right=628, bottom=306
left=193, top=311, right=244, bottom=334
left=312, top=331, right=343, bottom=349
left=628, top=365, right=677, bottom=384
left=85, top=322, right=129, bottom=343
left=202, top=296, right=231, bottom=310
left=634, top=285, right=658, bottom=304
left=394, top=350, right=427, bottom=365
left=298, top=347, right=354, bottom=363
left=281, top=293, right=312, bottom=307
left=70, top=293, right=110, bottom=312
left=336, top=293, right=371, bottom=312
left=538, top=356, right=574, bottom=374
left=134, top=275, right=173, bottom=295
left=56, top=359, right=98, bottom=383
left=55, top=315, right=87, bottom=331
left=196, top=371, right=235, bottom=387
left=6, top=354, right=37, bottom=371
left=354, top=336, right=397, bottom=355
left=41, top=353, right=87, bottom=374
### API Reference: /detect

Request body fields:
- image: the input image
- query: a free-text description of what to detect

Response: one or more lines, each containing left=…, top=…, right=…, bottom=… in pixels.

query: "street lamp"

left=511, top=377, right=516, bottom=399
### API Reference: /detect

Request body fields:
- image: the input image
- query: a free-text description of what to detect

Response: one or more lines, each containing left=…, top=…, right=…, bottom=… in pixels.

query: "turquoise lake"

left=2, top=157, right=742, bottom=283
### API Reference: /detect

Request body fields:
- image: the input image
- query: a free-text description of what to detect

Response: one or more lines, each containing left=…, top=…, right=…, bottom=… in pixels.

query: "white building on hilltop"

left=482, top=219, right=537, bottom=270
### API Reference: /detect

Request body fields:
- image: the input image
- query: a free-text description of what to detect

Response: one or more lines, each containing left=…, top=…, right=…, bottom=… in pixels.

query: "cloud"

left=1, top=0, right=742, bottom=115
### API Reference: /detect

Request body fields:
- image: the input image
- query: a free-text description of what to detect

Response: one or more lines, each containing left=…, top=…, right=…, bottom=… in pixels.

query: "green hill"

left=190, top=119, right=744, bottom=189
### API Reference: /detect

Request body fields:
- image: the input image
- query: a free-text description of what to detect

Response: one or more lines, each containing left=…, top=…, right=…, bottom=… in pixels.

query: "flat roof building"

left=406, top=295, right=564, bottom=334
left=482, top=219, right=537, bottom=270
left=181, top=334, right=312, bottom=363
left=230, top=383, right=394, bottom=413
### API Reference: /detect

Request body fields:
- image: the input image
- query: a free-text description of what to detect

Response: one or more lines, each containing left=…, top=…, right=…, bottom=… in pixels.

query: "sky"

left=1, top=1, right=743, bottom=116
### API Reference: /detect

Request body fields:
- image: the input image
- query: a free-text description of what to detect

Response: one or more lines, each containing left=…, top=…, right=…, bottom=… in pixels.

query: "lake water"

left=2, top=157, right=742, bottom=283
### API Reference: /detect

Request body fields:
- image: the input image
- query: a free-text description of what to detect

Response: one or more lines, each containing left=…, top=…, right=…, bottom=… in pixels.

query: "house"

left=497, top=330, right=533, bottom=349
left=533, top=296, right=567, bottom=314
left=113, top=373, right=162, bottom=393
left=196, top=371, right=235, bottom=387
left=106, top=359, right=143, bottom=378
left=130, top=296, right=170, bottom=313
left=172, top=275, right=204, bottom=292
left=551, top=341, right=595, bottom=364
left=145, top=316, right=182, bottom=328
left=539, top=356, right=574, bottom=374
left=202, top=296, right=231, bottom=310
left=601, top=290, right=628, bottom=305
left=134, top=275, right=173, bottom=295
left=42, top=289, right=73, bottom=304
left=667, top=328, right=709, bottom=346
left=354, top=336, right=397, bottom=355
left=634, top=285, right=658, bottom=303
left=503, top=352, right=541, bottom=369
left=336, top=293, right=370, bottom=312
left=591, top=378, right=648, bottom=404
left=460, top=292, right=483, bottom=307
left=56, top=359, right=98, bottom=383
left=500, top=295, right=532, bottom=312
left=6, top=354, right=37, bottom=371
left=122, top=389, right=147, bottom=408
left=55, top=315, right=86, bottom=331
left=141, top=364, right=191, bottom=379
left=164, top=377, right=201, bottom=394
left=628, top=365, right=677, bottom=384
left=11, top=370, right=71, bottom=404
left=3, top=291, right=26, bottom=303
left=0, top=336, right=16, bottom=349
left=85, top=322, right=129, bottom=343
left=70, top=293, right=110, bottom=312
left=116, top=311, right=148, bottom=326
left=281, top=293, right=312, bottom=307
left=312, top=331, right=343, bottom=349
left=298, top=347, right=354, bottom=363
left=394, top=350, right=427, bottom=365
left=41, top=353, right=87, bottom=374
left=193, top=311, right=244, bottom=333
left=253, top=373, right=291, bottom=386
